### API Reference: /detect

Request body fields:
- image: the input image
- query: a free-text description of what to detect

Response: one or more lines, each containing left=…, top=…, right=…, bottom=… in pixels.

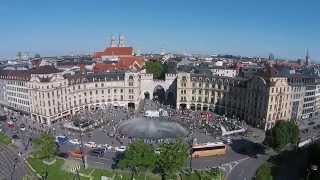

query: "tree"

left=34, top=53, right=41, bottom=58
left=119, top=140, right=156, bottom=179
left=145, top=61, right=167, bottom=80
left=33, top=133, right=57, bottom=160
left=156, top=140, right=189, bottom=180
left=256, top=162, right=273, bottom=180
left=264, top=121, right=299, bottom=151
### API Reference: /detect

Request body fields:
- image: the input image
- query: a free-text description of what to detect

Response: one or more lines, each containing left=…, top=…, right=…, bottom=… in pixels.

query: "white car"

left=84, top=141, right=97, bottom=148
left=69, top=139, right=81, bottom=145
left=115, top=146, right=126, bottom=152
left=19, top=124, right=26, bottom=131
left=103, top=144, right=113, bottom=151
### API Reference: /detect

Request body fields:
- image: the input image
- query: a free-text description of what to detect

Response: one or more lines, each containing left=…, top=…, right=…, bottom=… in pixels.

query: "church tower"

left=118, top=34, right=126, bottom=47
left=110, top=34, right=117, bottom=47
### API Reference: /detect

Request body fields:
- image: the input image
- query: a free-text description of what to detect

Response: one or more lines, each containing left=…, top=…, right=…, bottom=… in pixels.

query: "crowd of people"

left=2, top=98, right=246, bottom=149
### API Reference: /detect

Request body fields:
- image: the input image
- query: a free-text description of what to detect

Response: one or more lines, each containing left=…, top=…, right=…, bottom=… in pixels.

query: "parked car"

left=84, top=141, right=97, bottom=148
left=20, top=124, right=26, bottom=131
left=7, top=121, right=14, bottom=128
left=69, top=139, right=81, bottom=145
left=55, top=135, right=68, bottom=145
left=115, top=146, right=126, bottom=152
left=12, top=134, right=19, bottom=139
left=69, top=150, right=82, bottom=158
left=308, top=122, right=315, bottom=126
left=10, top=116, right=17, bottom=122
left=89, top=148, right=105, bottom=157
left=103, top=144, right=113, bottom=151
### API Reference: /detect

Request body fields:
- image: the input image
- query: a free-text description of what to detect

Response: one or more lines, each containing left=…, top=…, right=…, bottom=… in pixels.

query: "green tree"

left=34, top=53, right=41, bottom=58
left=256, top=162, right=273, bottom=180
left=33, top=133, right=57, bottom=160
left=157, top=140, right=189, bottom=180
left=264, top=121, right=299, bottom=150
left=119, top=140, right=156, bottom=179
left=145, top=61, right=167, bottom=80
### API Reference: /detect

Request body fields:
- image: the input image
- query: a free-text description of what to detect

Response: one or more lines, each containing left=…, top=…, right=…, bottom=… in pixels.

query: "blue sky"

left=0, top=0, right=319, bottom=61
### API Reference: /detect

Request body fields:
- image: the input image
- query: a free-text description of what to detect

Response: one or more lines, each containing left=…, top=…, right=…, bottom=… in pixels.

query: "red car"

left=7, top=121, right=15, bottom=128
left=69, top=150, right=82, bottom=158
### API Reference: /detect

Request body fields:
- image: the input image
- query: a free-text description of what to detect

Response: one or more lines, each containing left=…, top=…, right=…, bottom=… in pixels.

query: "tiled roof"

left=93, top=56, right=145, bottom=73
left=67, top=71, right=126, bottom=84
left=30, top=65, right=61, bottom=74
left=94, top=47, right=133, bottom=58
left=0, top=70, right=31, bottom=81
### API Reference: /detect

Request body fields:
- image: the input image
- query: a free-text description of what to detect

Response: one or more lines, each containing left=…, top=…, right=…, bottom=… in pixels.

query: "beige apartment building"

left=26, top=68, right=176, bottom=124
left=28, top=71, right=145, bottom=124
left=176, top=72, right=292, bottom=130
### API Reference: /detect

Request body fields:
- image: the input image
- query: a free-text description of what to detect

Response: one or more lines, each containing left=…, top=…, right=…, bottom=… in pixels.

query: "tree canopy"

left=33, top=133, right=57, bottom=160
left=264, top=121, right=299, bottom=150
left=119, top=140, right=156, bottom=177
left=145, top=61, right=168, bottom=80
left=256, top=162, right=273, bottom=180
left=156, top=140, right=189, bottom=179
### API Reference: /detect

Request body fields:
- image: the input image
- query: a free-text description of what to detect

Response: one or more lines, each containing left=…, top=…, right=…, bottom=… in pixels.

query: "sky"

left=0, top=0, right=319, bottom=61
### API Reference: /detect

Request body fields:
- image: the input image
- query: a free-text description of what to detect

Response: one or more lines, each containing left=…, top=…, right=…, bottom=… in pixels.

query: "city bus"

left=192, top=142, right=226, bottom=158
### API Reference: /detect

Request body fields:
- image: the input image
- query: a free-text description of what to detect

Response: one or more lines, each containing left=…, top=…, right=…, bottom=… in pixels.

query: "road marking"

left=92, top=161, right=105, bottom=165
left=224, top=157, right=250, bottom=180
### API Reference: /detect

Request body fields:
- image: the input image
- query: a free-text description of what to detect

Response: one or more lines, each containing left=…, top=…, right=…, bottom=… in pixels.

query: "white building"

left=210, top=68, right=238, bottom=77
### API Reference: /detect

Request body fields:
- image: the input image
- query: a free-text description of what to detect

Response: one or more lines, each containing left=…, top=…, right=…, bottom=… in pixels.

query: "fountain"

left=118, top=117, right=189, bottom=139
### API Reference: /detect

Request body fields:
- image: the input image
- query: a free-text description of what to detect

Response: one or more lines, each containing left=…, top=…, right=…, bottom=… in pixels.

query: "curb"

left=25, top=160, right=42, bottom=178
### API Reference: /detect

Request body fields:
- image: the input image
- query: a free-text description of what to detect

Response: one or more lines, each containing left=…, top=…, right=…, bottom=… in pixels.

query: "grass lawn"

left=27, top=157, right=222, bottom=180
left=27, top=158, right=89, bottom=180
left=81, top=168, right=161, bottom=180
left=0, top=132, right=11, bottom=145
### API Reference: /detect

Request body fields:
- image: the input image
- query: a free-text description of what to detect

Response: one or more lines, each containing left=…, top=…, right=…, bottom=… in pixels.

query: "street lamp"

left=10, top=157, right=19, bottom=180
left=78, top=122, right=86, bottom=169
left=188, top=136, right=193, bottom=171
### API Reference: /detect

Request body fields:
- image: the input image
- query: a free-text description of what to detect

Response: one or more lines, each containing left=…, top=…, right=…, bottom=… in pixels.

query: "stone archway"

left=153, top=85, right=165, bottom=104
left=144, top=92, right=150, bottom=100
left=166, top=91, right=176, bottom=107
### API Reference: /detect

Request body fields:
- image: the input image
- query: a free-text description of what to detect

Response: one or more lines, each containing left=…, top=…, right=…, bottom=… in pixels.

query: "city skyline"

left=0, top=0, right=320, bottom=61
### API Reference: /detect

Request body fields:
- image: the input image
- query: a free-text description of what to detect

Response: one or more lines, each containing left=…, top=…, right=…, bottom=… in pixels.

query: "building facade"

left=26, top=70, right=176, bottom=124
left=176, top=72, right=292, bottom=130
left=0, top=70, right=31, bottom=113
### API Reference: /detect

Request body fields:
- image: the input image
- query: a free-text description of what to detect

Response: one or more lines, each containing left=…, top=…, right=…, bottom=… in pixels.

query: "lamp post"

left=188, top=135, right=193, bottom=171
left=10, top=157, right=19, bottom=180
left=78, top=121, right=86, bottom=169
